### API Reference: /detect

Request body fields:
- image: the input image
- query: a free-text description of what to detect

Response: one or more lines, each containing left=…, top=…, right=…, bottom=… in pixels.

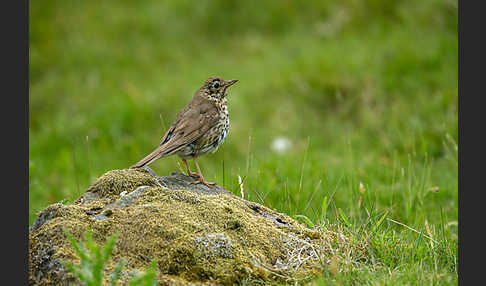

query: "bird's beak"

left=223, top=79, right=239, bottom=88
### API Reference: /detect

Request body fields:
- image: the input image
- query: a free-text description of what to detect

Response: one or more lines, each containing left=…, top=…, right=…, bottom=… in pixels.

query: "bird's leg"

left=183, top=158, right=205, bottom=180
left=182, top=159, right=196, bottom=177
left=191, top=158, right=216, bottom=187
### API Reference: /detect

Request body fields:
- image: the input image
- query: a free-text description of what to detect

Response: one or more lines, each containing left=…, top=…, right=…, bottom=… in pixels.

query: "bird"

left=130, top=76, right=238, bottom=187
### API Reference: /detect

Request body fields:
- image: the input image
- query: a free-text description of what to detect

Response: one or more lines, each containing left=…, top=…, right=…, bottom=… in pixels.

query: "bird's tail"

left=130, top=147, right=168, bottom=169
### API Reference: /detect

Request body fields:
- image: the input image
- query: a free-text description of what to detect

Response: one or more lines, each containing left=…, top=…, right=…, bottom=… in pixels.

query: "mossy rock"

left=29, top=168, right=328, bottom=285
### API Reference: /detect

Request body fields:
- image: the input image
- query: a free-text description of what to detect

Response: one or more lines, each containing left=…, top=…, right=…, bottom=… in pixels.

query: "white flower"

left=271, top=137, right=291, bottom=154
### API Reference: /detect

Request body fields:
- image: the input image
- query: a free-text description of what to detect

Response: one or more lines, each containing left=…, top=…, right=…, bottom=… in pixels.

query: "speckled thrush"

left=130, top=76, right=238, bottom=187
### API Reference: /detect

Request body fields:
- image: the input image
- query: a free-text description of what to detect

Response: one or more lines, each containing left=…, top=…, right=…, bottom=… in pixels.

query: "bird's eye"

left=213, top=82, right=220, bottom=89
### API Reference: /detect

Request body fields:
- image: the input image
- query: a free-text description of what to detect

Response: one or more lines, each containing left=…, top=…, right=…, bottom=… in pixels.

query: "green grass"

left=63, top=228, right=158, bottom=286
left=30, top=0, right=457, bottom=285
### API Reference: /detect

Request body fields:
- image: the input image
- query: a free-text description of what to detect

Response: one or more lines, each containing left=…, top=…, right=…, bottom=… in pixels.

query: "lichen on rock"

left=29, top=168, right=337, bottom=285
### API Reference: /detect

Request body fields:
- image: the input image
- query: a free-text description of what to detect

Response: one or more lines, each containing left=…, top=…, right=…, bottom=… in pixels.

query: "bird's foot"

left=187, top=170, right=216, bottom=187
left=187, top=172, right=199, bottom=178
left=191, top=179, right=217, bottom=188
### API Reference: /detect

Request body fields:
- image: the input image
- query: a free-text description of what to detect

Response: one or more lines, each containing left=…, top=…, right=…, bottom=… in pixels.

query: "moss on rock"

left=83, top=168, right=160, bottom=198
left=29, top=168, right=334, bottom=285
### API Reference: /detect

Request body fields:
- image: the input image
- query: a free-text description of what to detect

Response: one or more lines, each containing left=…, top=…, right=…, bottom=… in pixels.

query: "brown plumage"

left=131, top=76, right=238, bottom=187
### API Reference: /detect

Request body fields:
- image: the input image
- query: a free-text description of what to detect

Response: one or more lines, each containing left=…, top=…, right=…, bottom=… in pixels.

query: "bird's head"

left=201, top=76, right=238, bottom=99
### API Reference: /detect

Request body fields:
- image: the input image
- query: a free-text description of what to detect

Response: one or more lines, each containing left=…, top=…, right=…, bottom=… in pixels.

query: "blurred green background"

left=30, top=0, right=457, bottom=284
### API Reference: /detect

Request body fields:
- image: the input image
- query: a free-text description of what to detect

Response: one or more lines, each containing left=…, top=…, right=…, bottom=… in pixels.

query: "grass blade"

left=293, top=214, right=315, bottom=228
left=372, top=210, right=389, bottom=233
left=338, top=208, right=351, bottom=228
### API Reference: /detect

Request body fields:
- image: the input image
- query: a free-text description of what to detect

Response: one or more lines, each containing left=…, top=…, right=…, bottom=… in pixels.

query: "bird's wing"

left=156, top=99, right=219, bottom=156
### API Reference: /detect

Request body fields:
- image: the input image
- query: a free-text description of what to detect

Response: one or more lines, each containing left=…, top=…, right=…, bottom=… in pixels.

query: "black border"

left=2, top=0, right=29, bottom=284
left=458, top=0, right=483, bottom=285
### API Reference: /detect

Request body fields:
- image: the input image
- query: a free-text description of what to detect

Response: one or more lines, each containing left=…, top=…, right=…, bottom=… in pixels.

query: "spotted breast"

left=176, top=98, right=229, bottom=159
